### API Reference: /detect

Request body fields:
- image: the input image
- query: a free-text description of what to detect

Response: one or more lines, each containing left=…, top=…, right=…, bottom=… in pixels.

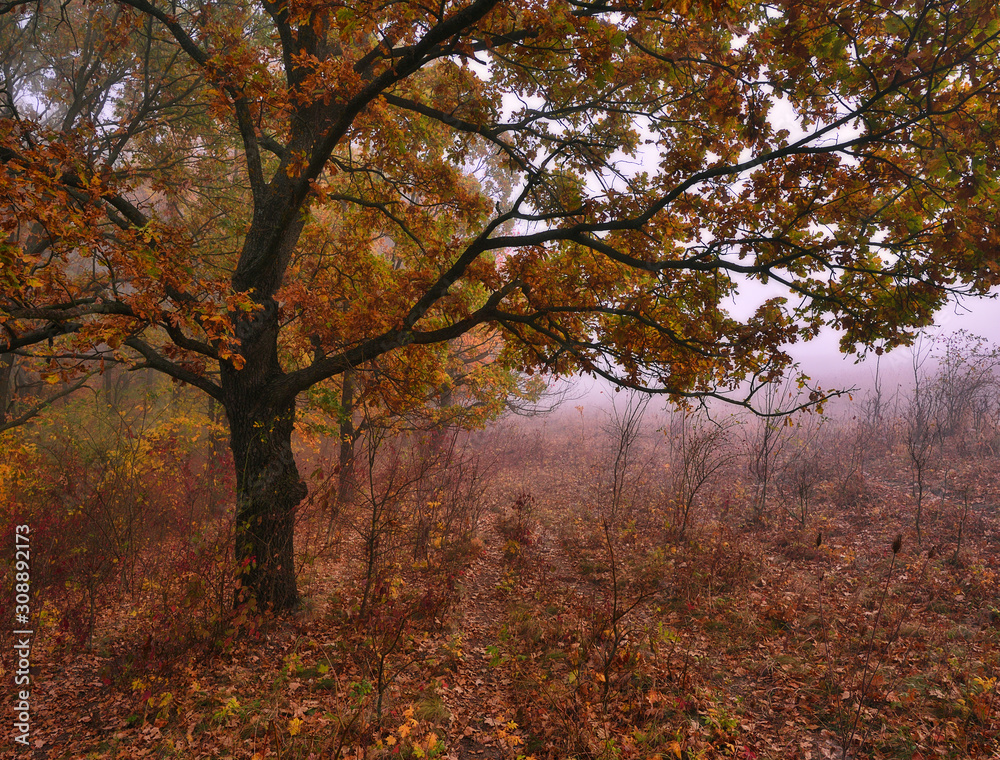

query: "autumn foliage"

left=2, top=0, right=1000, bottom=756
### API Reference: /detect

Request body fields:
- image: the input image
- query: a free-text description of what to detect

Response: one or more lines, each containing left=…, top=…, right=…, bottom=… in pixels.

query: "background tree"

left=3, top=0, right=1000, bottom=609
left=303, top=328, right=544, bottom=511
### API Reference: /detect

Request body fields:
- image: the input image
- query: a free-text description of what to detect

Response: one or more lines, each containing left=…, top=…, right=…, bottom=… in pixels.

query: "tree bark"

left=218, top=180, right=311, bottom=611
left=225, top=388, right=307, bottom=611
left=0, top=354, right=14, bottom=424
left=222, top=293, right=307, bottom=611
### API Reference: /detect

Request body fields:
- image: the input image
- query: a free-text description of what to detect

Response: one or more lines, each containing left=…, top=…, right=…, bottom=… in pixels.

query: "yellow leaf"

left=288, top=717, right=303, bottom=736
left=669, top=740, right=683, bottom=759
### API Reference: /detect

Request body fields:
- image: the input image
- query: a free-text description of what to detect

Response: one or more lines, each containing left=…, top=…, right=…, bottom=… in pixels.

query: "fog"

left=552, top=290, right=1000, bottom=423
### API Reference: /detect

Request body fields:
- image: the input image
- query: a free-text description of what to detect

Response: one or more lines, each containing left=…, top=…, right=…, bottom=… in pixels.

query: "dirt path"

left=440, top=522, right=517, bottom=759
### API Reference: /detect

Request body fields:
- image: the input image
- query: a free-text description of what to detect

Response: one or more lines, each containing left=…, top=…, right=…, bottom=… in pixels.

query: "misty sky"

left=786, top=294, right=1000, bottom=393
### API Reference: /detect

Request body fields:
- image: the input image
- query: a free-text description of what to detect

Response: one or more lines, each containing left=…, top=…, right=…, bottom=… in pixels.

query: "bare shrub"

left=412, top=428, right=498, bottom=563
left=663, top=411, right=737, bottom=537
left=352, top=422, right=435, bottom=615
left=594, top=390, right=652, bottom=525
left=775, top=411, right=826, bottom=527
left=932, top=331, right=1000, bottom=444
left=742, top=375, right=816, bottom=525
left=905, top=341, right=940, bottom=545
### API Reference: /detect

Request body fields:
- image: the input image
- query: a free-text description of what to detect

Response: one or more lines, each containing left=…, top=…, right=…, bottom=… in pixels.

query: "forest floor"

left=5, top=419, right=1000, bottom=760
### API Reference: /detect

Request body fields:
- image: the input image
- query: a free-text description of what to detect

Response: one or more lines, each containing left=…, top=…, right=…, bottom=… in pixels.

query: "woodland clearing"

left=3, top=388, right=999, bottom=760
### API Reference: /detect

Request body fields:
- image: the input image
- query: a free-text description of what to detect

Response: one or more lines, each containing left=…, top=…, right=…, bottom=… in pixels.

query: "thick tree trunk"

left=222, top=175, right=310, bottom=611
left=225, top=393, right=307, bottom=611
left=221, top=293, right=308, bottom=611
left=0, top=354, right=14, bottom=424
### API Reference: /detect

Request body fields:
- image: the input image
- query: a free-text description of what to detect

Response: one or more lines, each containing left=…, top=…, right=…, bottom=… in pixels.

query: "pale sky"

left=788, top=292, right=1000, bottom=393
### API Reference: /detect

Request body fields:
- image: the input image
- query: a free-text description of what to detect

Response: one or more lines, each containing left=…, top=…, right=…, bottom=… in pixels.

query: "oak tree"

left=3, top=0, right=1000, bottom=609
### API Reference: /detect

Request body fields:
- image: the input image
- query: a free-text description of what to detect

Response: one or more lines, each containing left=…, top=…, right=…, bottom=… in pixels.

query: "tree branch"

left=115, top=0, right=267, bottom=201
left=0, top=373, right=94, bottom=435
left=275, top=279, right=521, bottom=405
left=125, top=336, right=223, bottom=400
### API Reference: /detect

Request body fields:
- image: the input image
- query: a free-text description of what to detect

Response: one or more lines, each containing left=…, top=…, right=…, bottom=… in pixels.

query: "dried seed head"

left=816, top=530, right=822, bottom=548
left=892, top=533, right=903, bottom=555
